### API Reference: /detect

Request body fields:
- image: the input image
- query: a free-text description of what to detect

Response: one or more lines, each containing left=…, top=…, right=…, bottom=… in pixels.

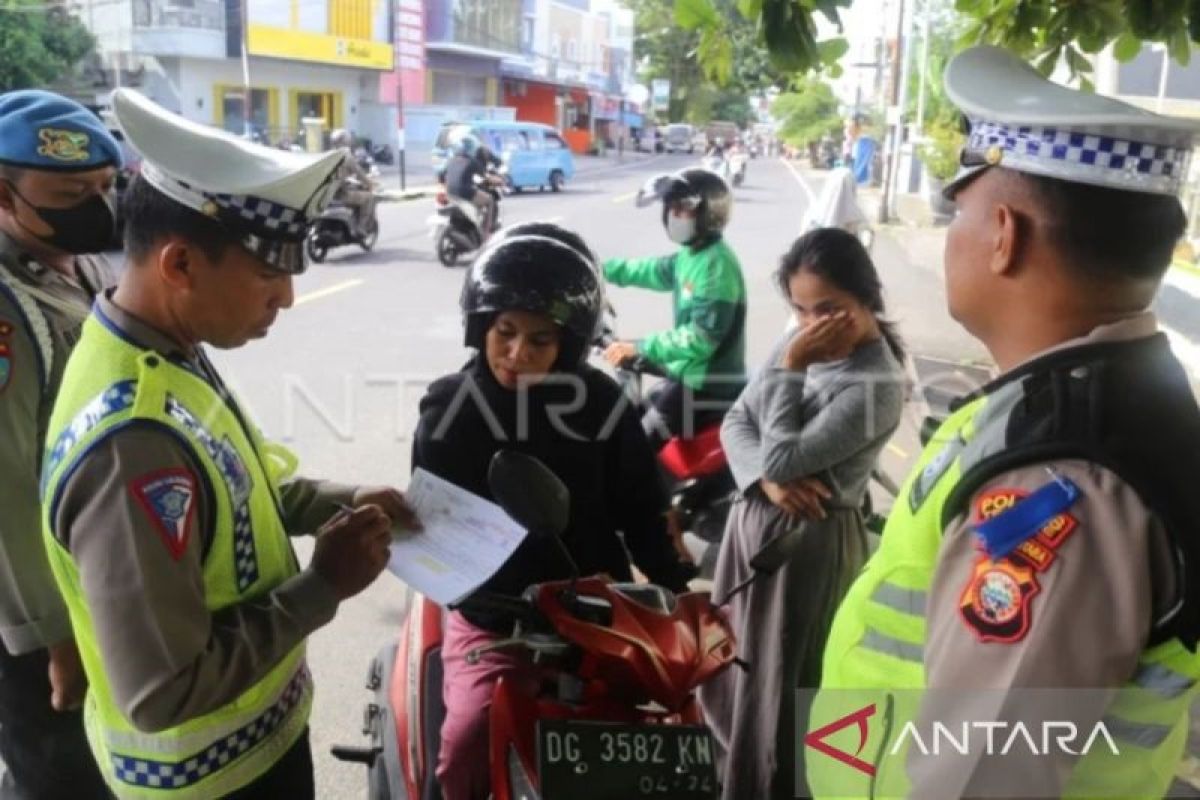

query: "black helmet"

left=635, top=167, right=732, bottom=243
left=497, top=220, right=597, bottom=268
left=461, top=234, right=604, bottom=366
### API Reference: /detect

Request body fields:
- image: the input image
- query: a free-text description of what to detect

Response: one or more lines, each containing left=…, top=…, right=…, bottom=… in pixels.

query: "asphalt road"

left=99, top=154, right=1200, bottom=796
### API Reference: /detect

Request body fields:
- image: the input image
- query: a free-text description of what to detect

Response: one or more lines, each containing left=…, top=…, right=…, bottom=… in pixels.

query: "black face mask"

left=7, top=182, right=116, bottom=255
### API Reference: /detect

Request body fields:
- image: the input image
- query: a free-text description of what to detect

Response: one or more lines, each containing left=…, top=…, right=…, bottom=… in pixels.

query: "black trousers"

left=643, top=380, right=734, bottom=451
left=0, top=642, right=106, bottom=800
left=224, top=728, right=314, bottom=800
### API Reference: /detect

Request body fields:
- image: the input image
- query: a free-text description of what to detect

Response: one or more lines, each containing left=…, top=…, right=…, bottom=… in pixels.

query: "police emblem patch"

left=130, top=468, right=197, bottom=560
left=959, top=557, right=1039, bottom=643
left=37, top=128, right=91, bottom=162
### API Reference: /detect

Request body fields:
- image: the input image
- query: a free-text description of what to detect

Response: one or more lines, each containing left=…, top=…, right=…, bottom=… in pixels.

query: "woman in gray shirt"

left=698, top=228, right=906, bottom=799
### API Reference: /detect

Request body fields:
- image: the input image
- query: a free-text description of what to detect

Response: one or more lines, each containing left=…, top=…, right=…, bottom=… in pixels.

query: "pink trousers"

left=436, top=611, right=539, bottom=800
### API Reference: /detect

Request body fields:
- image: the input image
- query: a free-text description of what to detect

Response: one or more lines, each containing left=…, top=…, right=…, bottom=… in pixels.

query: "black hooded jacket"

left=412, top=356, right=694, bottom=632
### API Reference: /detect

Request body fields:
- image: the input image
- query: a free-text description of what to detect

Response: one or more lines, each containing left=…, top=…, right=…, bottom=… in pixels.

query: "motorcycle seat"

left=659, top=424, right=727, bottom=481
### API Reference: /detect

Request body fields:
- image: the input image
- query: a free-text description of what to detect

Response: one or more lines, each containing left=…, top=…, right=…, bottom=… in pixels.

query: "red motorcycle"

left=333, top=452, right=738, bottom=800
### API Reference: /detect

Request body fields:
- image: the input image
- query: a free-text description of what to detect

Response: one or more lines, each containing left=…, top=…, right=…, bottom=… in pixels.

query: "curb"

left=377, top=185, right=439, bottom=203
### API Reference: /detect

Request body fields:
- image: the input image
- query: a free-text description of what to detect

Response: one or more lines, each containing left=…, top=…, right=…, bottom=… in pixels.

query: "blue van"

left=433, top=120, right=576, bottom=192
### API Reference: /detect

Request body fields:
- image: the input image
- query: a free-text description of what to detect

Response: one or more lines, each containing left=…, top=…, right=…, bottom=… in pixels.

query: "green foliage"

left=625, top=0, right=785, bottom=122
left=919, top=122, right=965, bottom=181
left=687, top=0, right=1197, bottom=84
left=0, top=4, right=95, bottom=91
left=772, top=77, right=842, bottom=147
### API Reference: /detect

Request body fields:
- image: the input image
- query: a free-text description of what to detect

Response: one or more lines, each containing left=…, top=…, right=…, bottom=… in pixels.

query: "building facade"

left=69, top=0, right=400, bottom=148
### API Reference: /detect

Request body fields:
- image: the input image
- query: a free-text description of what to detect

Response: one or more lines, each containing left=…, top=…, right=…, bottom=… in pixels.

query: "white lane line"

left=612, top=190, right=639, bottom=204
left=294, top=279, right=364, bottom=307
left=779, top=157, right=817, bottom=205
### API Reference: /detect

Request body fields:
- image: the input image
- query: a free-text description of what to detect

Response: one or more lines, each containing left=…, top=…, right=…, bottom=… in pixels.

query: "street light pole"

left=397, top=69, right=407, bottom=190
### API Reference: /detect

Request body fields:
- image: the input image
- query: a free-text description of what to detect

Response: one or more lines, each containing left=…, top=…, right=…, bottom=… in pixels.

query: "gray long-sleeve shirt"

left=720, top=333, right=906, bottom=504
left=50, top=293, right=351, bottom=733
left=0, top=232, right=114, bottom=654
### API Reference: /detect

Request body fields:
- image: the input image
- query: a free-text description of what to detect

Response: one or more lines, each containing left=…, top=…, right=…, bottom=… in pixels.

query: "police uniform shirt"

left=0, top=233, right=114, bottom=654
left=49, top=291, right=351, bottom=732
left=909, top=313, right=1180, bottom=797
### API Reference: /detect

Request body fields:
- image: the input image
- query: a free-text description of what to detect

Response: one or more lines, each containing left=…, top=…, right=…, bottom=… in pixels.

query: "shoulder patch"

left=959, top=556, right=1040, bottom=644
left=972, top=476, right=1081, bottom=561
left=974, top=487, right=1078, bottom=571
left=130, top=468, right=197, bottom=561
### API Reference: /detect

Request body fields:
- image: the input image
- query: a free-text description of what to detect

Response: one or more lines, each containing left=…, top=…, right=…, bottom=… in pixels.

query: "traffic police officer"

left=40, top=88, right=419, bottom=799
left=807, top=46, right=1200, bottom=798
left=0, top=89, right=123, bottom=798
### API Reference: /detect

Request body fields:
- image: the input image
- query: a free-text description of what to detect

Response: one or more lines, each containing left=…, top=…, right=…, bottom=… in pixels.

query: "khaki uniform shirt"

left=908, top=313, right=1180, bottom=798
left=0, top=231, right=114, bottom=654
left=50, top=292, right=352, bottom=733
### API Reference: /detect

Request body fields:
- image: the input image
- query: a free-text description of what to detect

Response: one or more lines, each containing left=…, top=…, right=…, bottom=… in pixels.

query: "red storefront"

left=502, top=79, right=558, bottom=127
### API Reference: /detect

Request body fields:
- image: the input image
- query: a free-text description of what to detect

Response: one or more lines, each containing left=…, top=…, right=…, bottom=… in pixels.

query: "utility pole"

left=397, top=66, right=407, bottom=190
left=877, top=0, right=907, bottom=224
left=240, top=0, right=253, bottom=138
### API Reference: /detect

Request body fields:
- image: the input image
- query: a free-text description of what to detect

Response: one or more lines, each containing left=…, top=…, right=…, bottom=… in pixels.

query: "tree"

left=623, top=0, right=788, bottom=122
left=0, top=5, right=95, bottom=92
left=772, top=77, right=841, bottom=150
left=683, top=0, right=1200, bottom=89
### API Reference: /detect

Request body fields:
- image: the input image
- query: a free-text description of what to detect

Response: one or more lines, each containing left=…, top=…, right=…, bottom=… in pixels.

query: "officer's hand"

left=761, top=478, right=831, bottom=520
left=352, top=486, right=422, bottom=532
left=312, top=505, right=392, bottom=600
left=47, top=638, right=87, bottom=712
left=783, top=312, right=857, bottom=371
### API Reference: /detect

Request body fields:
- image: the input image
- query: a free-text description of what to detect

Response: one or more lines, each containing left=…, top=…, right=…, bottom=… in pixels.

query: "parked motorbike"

left=427, top=167, right=505, bottom=268
left=305, top=178, right=380, bottom=263
left=596, top=310, right=738, bottom=580
left=333, top=451, right=737, bottom=800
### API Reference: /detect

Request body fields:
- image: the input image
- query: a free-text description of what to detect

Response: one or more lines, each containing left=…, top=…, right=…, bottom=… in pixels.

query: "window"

left=566, top=39, right=578, bottom=63
left=544, top=133, right=566, bottom=150
left=524, top=132, right=543, bottom=150
left=500, top=130, right=527, bottom=152
left=551, top=33, right=561, bottom=59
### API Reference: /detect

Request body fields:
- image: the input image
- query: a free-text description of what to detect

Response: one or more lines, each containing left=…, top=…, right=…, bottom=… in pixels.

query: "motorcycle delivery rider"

left=602, top=168, right=748, bottom=450
left=329, top=128, right=377, bottom=240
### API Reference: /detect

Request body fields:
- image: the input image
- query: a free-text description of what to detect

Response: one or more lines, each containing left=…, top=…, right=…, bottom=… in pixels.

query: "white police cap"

left=944, top=46, right=1200, bottom=198
left=111, top=88, right=345, bottom=273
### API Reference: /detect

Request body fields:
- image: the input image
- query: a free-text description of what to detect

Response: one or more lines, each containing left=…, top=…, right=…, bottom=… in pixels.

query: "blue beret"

left=0, top=90, right=124, bottom=171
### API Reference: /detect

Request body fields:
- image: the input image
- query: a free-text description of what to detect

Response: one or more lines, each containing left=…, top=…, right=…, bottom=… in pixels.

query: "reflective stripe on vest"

left=1100, top=714, right=1172, bottom=750
left=1132, top=662, right=1196, bottom=700
left=860, top=629, right=924, bottom=663
left=871, top=583, right=928, bottom=617
left=164, top=396, right=259, bottom=591
left=109, top=666, right=309, bottom=791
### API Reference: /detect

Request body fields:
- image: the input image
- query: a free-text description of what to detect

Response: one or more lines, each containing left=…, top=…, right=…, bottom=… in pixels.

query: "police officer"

left=0, top=89, right=123, bottom=799
left=40, top=89, right=419, bottom=799
left=806, top=47, right=1200, bottom=798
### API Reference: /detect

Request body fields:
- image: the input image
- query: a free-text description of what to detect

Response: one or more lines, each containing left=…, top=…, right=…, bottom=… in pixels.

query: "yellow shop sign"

left=247, top=24, right=394, bottom=70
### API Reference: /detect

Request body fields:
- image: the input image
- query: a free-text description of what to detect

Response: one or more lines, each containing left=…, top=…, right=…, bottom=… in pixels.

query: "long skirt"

left=697, top=493, right=868, bottom=800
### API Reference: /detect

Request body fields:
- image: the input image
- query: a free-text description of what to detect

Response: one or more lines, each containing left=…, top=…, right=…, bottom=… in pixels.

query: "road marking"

left=887, top=443, right=909, bottom=459
left=779, top=157, right=817, bottom=205
left=295, top=279, right=364, bottom=307
left=612, top=190, right=639, bottom=204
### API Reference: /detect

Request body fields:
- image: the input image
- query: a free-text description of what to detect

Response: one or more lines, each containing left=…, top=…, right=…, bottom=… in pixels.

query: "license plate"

left=537, top=720, right=718, bottom=799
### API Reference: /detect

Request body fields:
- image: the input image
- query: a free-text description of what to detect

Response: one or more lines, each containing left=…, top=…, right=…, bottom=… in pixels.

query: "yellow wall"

left=330, top=0, right=372, bottom=40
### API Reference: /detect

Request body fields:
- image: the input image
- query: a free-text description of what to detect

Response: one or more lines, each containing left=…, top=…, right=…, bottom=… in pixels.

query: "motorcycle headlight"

left=507, top=744, right=541, bottom=800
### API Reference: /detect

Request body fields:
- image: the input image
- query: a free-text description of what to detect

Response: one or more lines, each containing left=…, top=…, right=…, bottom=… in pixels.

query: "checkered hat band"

left=967, top=121, right=1189, bottom=195
left=110, top=666, right=310, bottom=789
left=175, top=180, right=308, bottom=240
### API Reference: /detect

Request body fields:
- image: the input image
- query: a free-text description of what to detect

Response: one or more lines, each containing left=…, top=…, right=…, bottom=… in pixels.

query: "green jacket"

left=603, top=237, right=746, bottom=398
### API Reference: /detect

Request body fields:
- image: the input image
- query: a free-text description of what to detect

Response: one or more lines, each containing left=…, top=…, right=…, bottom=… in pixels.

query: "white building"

left=68, top=0, right=398, bottom=148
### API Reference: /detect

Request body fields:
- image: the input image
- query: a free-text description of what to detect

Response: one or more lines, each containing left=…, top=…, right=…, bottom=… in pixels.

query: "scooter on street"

left=332, top=451, right=737, bottom=800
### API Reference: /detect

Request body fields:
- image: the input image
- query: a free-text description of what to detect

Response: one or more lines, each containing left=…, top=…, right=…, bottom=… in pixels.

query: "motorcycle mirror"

left=715, top=529, right=801, bottom=607
left=488, top=451, right=570, bottom=539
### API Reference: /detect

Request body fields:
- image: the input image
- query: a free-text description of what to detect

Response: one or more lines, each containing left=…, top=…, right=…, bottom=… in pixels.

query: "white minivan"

left=663, top=123, right=695, bottom=154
